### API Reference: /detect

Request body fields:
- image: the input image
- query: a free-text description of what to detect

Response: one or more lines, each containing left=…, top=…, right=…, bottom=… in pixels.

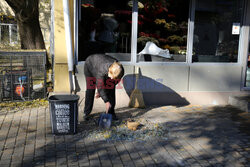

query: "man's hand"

left=105, top=102, right=111, bottom=113
left=95, top=92, right=100, bottom=99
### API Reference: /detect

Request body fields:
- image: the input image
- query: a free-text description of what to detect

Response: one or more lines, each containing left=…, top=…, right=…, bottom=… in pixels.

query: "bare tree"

left=5, top=0, right=45, bottom=49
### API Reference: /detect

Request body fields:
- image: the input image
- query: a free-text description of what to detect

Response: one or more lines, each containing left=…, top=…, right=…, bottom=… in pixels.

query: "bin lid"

left=49, top=94, right=80, bottom=101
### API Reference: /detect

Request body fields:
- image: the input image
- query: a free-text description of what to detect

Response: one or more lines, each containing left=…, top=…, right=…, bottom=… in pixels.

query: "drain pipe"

left=63, top=0, right=75, bottom=93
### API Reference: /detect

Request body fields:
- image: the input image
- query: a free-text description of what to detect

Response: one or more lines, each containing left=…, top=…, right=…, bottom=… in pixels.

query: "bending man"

left=84, top=54, right=124, bottom=120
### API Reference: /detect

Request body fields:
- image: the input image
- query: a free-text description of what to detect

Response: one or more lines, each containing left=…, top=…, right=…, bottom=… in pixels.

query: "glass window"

left=0, top=24, right=10, bottom=44
left=10, top=24, right=18, bottom=44
left=137, top=0, right=190, bottom=62
left=192, top=0, right=244, bottom=63
left=78, top=0, right=132, bottom=61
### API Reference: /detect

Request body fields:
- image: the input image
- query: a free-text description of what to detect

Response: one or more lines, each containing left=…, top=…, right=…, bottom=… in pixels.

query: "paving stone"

left=55, top=151, right=66, bottom=158
left=96, top=146, right=112, bottom=166
left=122, top=141, right=145, bottom=166
left=114, top=141, right=134, bottom=166
left=89, top=159, right=101, bottom=166
left=10, top=162, right=23, bottom=167
left=105, top=144, right=123, bottom=165
left=68, top=164, right=79, bottom=167
left=158, top=139, right=189, bottom=166
left=78, top=157, right=90, bottom=167
left=45, top=160, right=56, bottom=166
left=0, top=159, right=11, bottom=166
left=132, top=141, right=155, bottom=166
left=143, top=141, right=168, bottom=166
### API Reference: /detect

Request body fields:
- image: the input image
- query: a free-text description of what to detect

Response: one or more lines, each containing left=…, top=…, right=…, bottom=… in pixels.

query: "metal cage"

left=0, top=51, right=47, bottom=101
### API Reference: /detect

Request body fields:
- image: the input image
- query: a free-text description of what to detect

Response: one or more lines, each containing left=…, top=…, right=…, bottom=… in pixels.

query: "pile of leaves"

left=83, top=120, right=169, bottom=142
left=0, top=99, right=48, bottom=111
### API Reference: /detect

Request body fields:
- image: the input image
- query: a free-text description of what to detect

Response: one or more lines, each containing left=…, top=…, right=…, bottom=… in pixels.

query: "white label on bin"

left=55, top=109, right=70, bottom=116
left=55, top=104, right=70, bottom=110
left=57, top=123, right=70, bottom=132
left=54, top=104, right=70, bottom=132
left=56, top=117, right=69, bottom=122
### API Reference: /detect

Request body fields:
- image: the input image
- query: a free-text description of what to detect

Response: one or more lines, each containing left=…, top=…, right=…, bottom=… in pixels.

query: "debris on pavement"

left=0, top=98, right=48, bottom=110
left=127, top=119, right=140, bottom=131
left=82, top=118, right=169, bottom=142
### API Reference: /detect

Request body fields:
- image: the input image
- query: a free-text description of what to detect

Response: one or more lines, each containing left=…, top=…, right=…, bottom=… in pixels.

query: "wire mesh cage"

left=0, top=50, right=47, bottom=101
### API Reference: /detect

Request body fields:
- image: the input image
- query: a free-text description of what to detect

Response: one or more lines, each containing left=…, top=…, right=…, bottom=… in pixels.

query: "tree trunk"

left=5, top=0, right=45, bottom=50
left=17, top=17, right=45, bottom=49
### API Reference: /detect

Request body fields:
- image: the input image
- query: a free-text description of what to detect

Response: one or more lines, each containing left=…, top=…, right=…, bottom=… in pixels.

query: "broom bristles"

left=129, top=89, right=145, bottom=108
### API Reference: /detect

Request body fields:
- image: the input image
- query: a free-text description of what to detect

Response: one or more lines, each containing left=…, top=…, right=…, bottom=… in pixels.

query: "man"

left=84, top=54, right=124, bottom=120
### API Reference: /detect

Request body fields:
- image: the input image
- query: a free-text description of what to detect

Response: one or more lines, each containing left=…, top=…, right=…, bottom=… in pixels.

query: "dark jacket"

left=84, top=54, right=123, bottom=102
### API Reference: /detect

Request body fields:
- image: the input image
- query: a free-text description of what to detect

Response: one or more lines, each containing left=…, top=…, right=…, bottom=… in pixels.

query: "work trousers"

left=84, top=67, right=116, bottom=115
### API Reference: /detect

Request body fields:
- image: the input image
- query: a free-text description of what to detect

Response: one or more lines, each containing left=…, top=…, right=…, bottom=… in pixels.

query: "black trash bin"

left=49, top=94, right=79, bottom=135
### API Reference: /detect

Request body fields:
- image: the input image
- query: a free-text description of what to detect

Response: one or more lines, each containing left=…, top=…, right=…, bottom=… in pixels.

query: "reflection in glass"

left=137, top=0, right=189, bottom=62
left=192, top=0, right=243, bottom=63
left=78, top=0, right=131, bottom=61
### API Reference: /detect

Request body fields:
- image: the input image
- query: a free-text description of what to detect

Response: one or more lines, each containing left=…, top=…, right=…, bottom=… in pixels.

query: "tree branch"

left=5, top=0, right=40, bottom=23
left=5, top=0, right=23, bottom=12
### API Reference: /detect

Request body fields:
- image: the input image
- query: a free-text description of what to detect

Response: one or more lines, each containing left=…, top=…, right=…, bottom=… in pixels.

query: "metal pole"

left=44, top=52, right=47, bottom=98
left=74, top=0, right=79, bottom=65
left=0, top=25, right=2, bottom=43
left=63, top=0, right=74, bottom=72
left=50, top=0, right=55, bottom=87
left=28, top=66, right=30, bottom=100
left=187, top=0, right=196, bottom=64
left=131, top=0, right=138, bottom=64
left=9, top=24, right=12, bottom=44
left=10, top=54, right=13, bottom=101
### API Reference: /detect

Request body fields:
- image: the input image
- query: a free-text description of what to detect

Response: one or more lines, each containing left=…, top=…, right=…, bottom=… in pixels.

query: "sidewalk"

left=0, top=103, right=250, bottom=167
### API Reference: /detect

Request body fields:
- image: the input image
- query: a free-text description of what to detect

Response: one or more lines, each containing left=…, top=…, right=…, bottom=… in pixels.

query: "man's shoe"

left=84, top=114, right=91, bottom=121
left=112, top=113, right=118, bottom=121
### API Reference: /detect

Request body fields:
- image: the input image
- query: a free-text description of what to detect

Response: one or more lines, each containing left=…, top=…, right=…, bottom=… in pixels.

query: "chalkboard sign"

left=49, top=95, right=79, bottom=135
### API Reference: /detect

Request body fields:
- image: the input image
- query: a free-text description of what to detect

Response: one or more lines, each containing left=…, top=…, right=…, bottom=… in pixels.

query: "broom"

left=128, top=67, right=145, bottom=108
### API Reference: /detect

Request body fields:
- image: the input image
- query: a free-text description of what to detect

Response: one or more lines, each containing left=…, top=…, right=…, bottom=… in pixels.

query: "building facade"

left=53, top=0, right=250, bottom=106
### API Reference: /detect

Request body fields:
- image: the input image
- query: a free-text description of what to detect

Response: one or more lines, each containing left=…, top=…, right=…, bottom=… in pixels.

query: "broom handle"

left=135, top=67, right=139, bottom=89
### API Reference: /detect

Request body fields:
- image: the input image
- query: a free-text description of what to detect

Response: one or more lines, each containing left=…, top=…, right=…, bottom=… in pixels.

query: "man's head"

left=108, top=61, right=124, bottom=80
